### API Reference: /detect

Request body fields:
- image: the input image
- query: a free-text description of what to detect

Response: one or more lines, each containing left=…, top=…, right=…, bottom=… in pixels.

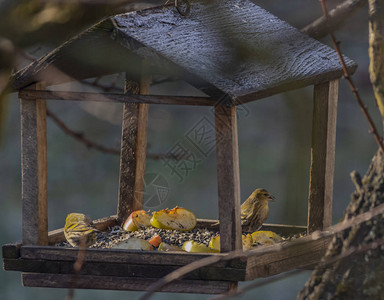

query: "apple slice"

left=158, top=242, right=184, bottom=252
left=122, top=210, right=151, bottom=231
left=112, top=237, right=154, bottom=250
left=208, top=236, right=221, bottom=252
left=182, top=240, right=219, bottom=253
left=150, top=207, right=197, bottom=231
left=242, top=234, right=254, bottom=251
left=251, top=231, right=283, bottom=245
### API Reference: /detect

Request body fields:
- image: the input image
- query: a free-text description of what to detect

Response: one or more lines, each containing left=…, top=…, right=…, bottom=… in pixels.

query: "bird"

left=240, top=188, right=274, bottom=232
left=212, top=188, right=274, bottom=232
left=64, top=213, right=98, bottom=248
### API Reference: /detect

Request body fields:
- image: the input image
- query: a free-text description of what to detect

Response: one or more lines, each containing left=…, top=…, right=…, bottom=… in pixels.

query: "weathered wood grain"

left=11, top=1, right=356, bottom=104
left=308, top=80, right=339, bottom=233
left=215, top=105, right=242, bottom=252
left=117, top=69, right=149, bottom=223
left=19, top=246, right=245, bottom=269
left=2, top=243, right=22, bottom=259
left=4, top=258, right=245, bottom=281
left=4, top=259, right=62, bottom=274
left=133, top=65, right=150, bottom=215
left=245, top=234, right=332, bottom=280
left=18, top=90, right=214, bottom=106
left=113, top=0, right=356, bottom=102
left=22, top=273, right=233, bottom=294
left=20, top=82, right=48, bottom=246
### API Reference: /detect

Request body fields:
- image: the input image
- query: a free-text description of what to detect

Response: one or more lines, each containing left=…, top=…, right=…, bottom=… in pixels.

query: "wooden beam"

left=19, top=246, right=244, bottom=268
left=308, top=80, right=339, bottom=233
left=4, top=258, right=245, bottom=281
left=20, top=82, right=48, bottom=246
left=18, top=90, right=214, bottom=106
left=2, top=243, right=22, bottom=259
left=245, top=234, right=332, bottom=280
left=22, top=273, right=233, bottom=294
left=117, top=68, right=150, bottom=224
left=215, top=105, right=242, bottom=252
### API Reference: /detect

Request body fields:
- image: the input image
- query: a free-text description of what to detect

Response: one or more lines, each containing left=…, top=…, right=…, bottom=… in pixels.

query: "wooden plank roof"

left=11, top=0, right=357, bottom=103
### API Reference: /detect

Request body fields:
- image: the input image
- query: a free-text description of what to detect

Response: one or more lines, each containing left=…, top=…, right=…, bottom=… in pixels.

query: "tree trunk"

left=298, top=150, right=384, bottom=299
left=369, top=0, right=384, bottom=128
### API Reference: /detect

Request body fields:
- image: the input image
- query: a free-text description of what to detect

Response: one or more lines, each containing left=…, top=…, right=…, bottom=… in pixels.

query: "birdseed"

left=57, top=226, right=220, bottom=249
left=57, top=226, right=301, bottom=249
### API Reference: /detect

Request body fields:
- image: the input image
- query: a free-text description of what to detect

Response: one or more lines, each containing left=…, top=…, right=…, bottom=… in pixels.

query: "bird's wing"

left=241, top=204, right=255, bottom=226
left=66, top=221, right=95, bottom=233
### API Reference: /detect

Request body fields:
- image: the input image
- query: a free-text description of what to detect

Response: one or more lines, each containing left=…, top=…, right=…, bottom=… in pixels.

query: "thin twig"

left=319, top=0, right=384, bottom=153
left=47, top=108, right=179, bottom=160
left=138, top=202, right=384, bottom=300
left=211, top=235, right=384, bottom=300
left=210, top=270, right=305, bottom=300
left=47, top=108, right=121, bottom=155
left=66, top=239, right=87, bottom=300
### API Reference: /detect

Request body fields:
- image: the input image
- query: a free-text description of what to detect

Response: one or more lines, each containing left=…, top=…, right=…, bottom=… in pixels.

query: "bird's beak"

left=268, top=195, right=275, bottom=202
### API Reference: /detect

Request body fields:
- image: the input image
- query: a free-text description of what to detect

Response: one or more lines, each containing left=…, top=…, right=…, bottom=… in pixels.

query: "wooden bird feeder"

left=3, top=0, right=356, bottom=295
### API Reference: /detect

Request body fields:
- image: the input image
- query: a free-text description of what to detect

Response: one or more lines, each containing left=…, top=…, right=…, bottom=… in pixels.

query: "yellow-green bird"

left=64, top=213, right=98, bottom=247
left=213, top=188, right=274, bottom=232
left=240, top=188, right=274, bottom=232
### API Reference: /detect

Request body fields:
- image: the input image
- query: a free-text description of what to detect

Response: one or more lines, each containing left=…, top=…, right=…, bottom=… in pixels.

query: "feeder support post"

left=117, top=64, right=150, bottom=224
left=20, top=82, right=48, bottom=245
left=308, top=80, right=339, bottom=233
left=215, top=103, right=242, bottom=253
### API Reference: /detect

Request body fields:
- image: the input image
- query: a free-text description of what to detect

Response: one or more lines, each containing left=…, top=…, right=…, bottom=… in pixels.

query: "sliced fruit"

left=148, top=234, right=162, bottom=248
left=251, top=230, right=283, bottom=245
left=150, top=207, right=197, bottom=231
left=242, top=234, right=254, bottom=251
left=122, top=210, right=151, bottom=231
left=208, top=236, right=220, bottom=252
left=112, top=238, right=153, bottom=250
left=182, top=240, right=219, bottom=253
left=158, top=242, right=184, bottom=252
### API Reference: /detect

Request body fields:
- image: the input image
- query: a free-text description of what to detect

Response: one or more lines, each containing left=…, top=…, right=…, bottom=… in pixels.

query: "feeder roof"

left=11, top=0, right=356, bottom=103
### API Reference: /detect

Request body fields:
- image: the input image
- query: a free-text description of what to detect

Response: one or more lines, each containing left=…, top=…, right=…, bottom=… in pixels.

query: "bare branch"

left=139, top=202, right=384, bottom=300
left=47, top=108, right=121, bottom=155
left=318, top=0, right=384, bottom=153
left=47, top=108, right=178, bottom=160
left=212, top=235, right=384, bottom=300
left=66, top=239, right=87, bottom=300
left=302, top=0, right=367, bottom=39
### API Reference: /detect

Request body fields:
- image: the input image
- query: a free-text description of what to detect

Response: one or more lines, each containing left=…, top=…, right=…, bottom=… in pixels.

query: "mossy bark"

left=298, top=150, right=384, bottom=299
left=369, top=0, right=384, bottom=128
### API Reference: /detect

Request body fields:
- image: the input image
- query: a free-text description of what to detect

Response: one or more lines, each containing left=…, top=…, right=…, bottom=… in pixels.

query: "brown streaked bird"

left=213, top=188, right=274, bottom=232
left=240, top=188, right=274, bottom=232
left=64, top=213, right=98, bottom=248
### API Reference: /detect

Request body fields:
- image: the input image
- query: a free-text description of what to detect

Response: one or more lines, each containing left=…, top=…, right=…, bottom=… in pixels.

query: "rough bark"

left=369, top=0, right=384, bottom=126
left=298, top=150, right=384, bottom=299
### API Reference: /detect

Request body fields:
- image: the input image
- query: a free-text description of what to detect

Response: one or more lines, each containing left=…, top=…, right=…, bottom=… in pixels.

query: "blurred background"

left=0, top=0, right=380, bottom=299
